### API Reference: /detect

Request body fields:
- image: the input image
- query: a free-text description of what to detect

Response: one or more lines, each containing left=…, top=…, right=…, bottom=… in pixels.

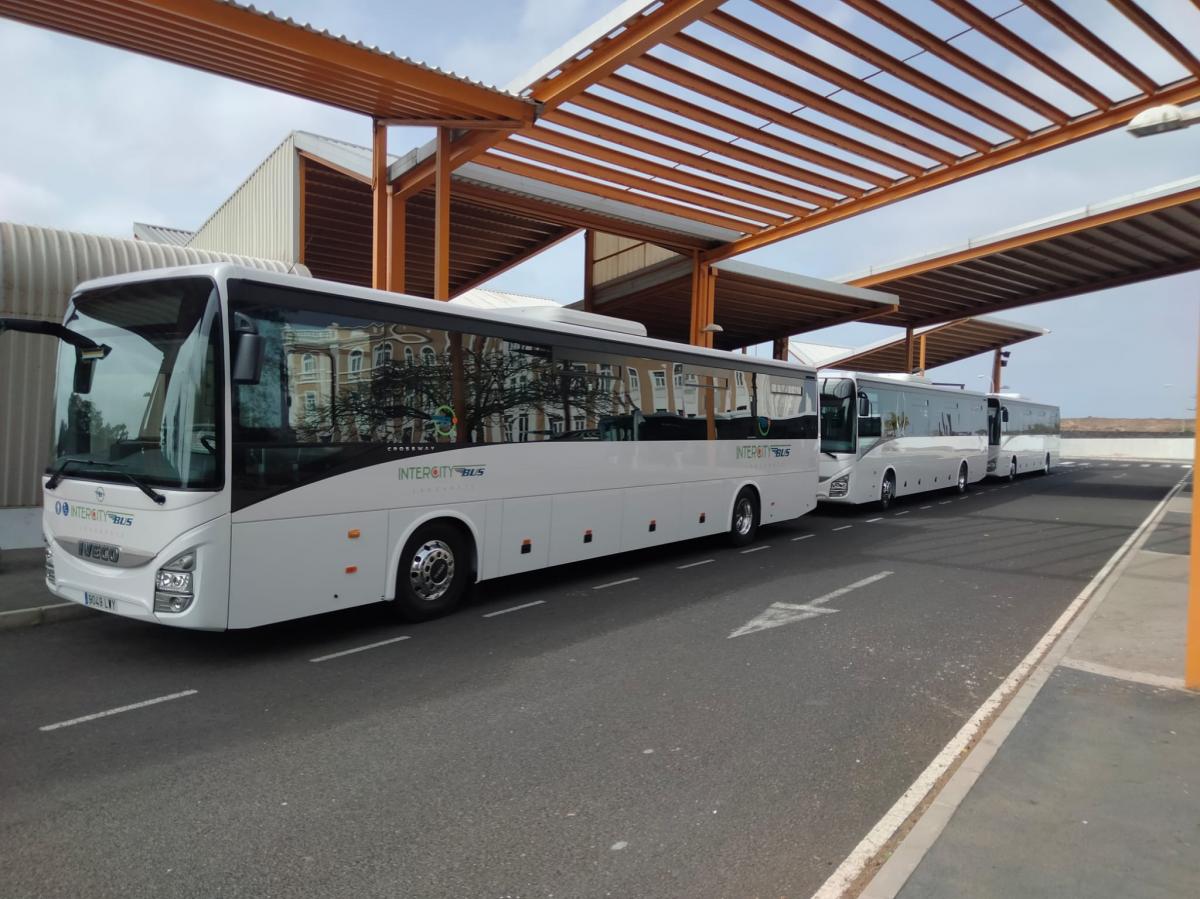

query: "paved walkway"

left=866, top=483, right=1198, bottom=899
left=0, top=546, right=86, bottom=628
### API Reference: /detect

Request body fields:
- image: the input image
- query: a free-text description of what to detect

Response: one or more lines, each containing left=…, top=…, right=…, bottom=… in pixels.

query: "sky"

left=0, top=0, right=1196, bottom=418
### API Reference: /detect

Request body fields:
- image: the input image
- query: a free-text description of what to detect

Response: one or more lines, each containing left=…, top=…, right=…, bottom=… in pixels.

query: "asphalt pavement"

left=0, top=461, right=1188, bottom=899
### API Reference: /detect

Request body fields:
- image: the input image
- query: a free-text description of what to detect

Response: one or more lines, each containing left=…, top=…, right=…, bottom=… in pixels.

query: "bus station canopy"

left=846, top=176, right=1200, bottom=328
left=795, top=315, right=1048, bottom=373
left=579, top=257, right=898, bottom=350
left=0, top=0, right=537, bottom=128
left=390, top=0, right=1200, bottom=263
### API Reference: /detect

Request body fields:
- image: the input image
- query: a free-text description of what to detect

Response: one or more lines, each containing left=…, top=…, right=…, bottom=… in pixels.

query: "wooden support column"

left=688, top=253, right=705, bottom=347
left=991, top=347, right=1003, bottom=393
left=772, top=337, right=788, bottom=361
left=918, top=333, right=927, bottom=374
left=434, top=126, right=452, bottom=301
left=371, top=118, right=388, bottom=290
left=904, top=326, right=915, bottom=373
left=583, top=229, right=595, bottom=312
left=1187, top=329, right=1200, bottom=690
left=297, top=155, right=307, bottom=265
left=387, top=189, right=405, bottom=292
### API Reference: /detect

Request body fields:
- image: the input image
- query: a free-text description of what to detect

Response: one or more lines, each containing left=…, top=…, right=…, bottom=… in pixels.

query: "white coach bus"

left=987, top=394, right=1061, bottom=479
left=817, top=371, right=988, bottom=509
left=8, top=265, right=821, bottom=629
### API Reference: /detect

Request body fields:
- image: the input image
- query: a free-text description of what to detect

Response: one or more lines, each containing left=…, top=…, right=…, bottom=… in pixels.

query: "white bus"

left=987, top=394, right=1061, bottom=479
left=9, top=265, right=820, bottom=629
left=817, top=371, right=988, bottom=509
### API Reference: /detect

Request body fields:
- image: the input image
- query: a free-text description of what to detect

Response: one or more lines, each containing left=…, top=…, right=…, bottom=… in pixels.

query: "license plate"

left=82, top=592, right=118, bottom=612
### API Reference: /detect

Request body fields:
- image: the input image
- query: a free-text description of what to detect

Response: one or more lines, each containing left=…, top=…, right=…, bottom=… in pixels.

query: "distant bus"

left=987, top=394, right=1061, bottom=479
left=818, top=371, right=988, bottom=509
left=15, top=265, right=821, bottom=629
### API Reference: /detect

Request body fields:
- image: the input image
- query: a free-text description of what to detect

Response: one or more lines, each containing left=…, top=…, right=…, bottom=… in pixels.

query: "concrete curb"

left=0, top=601, right=92, bottom=631
left=857, top=471, right=1191, bottom=899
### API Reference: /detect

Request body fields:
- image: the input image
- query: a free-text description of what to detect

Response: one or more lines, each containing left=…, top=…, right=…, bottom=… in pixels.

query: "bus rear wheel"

left=730, top=488, right=760, bottom=547
left=879, top=472, right=896, bottom=510
left=394, top=521, right=472, bottom=621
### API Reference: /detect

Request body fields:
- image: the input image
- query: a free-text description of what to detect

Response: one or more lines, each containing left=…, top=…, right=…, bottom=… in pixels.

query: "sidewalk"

left=0, top=546, right=88, bottom=629
left=864, top=483, right=1198, bottom=899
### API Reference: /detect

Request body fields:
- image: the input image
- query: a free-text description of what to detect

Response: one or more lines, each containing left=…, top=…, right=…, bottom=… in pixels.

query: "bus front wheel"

left=394, top=521, right=472, bottom=621
left=730, top=488, right=760, bottom=547
left=1007, top=457, right=1017, bottom=482
left=956, top=462, right=969, bottom=494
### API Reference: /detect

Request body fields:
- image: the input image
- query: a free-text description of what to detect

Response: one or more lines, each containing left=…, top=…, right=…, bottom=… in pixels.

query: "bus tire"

left=729, top=487, right=760, bottom=547
left=1007, top=457, right=1017, bottom=482
left=1042, top=453, right=1051, bottom=475
left=393, top=521, right=472, bottom=622
left=879, top=471, right=896, bottom=510
left=956, top=462, right=969, bottom=494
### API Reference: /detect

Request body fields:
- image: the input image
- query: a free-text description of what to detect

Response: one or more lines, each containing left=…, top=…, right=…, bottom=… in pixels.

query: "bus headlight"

left=155, top=550, right=196, bottom=613
left=44, top=535, right=56, bottom=586
left=829, top=474, right=850, bottom=498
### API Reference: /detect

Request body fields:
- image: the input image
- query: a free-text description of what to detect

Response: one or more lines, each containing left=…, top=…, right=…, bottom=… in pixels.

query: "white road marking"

left=866, top=517, right=883, bottom=523
left=938, top=501, right=952, bottom=505
left=483, top=600, right=545, bottom=618
left=594, top=577, right=639, bottom=590
left=729, top=570, right=893, bottom=639
left=677, top=558, right=715, bottom=569
left=1140, top=463, right=1151, bottom=468
left=791, top=534, right=815, bottom=542
left=1112, top=473, right=1127, bottom=479
left=833, top=525, right=853, bottom=531
left=1060, top=657, right=1186, bottom=691
left=40, top=690, right=198, bottom=732
left=893, top=511, right=910, bottom=516
left=740, top=545, right=770, bottom=554
left=919, top=505, right=932, bottom=510
left=810, top=472, right=1191, bottom=899
left=1160, top=464, right=1173, bottom=468
left=310, top=635, right=410, bottom=663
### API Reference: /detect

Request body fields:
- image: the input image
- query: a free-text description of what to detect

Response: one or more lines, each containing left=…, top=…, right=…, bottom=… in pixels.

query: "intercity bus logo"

left=398, top=464, right=487, bottom=481
left=54, top=500, right=135, bottom=527
left=736, top=444, right=791, bottom=460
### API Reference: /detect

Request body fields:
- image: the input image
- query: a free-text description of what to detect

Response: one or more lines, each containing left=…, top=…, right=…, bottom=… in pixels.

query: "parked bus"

left=817, top=371, right=988, bottom=509
left=8, top=265, right=821, bottom=629
left=987, top=394, right=1061, bottom=479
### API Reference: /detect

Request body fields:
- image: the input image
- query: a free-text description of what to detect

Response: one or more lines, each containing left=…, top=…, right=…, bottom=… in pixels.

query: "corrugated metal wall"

left=188, top=134, right=299, bottom=262
left=592, top=231, right=679, bottom=286
left=0, top=222, right=300, bottom=509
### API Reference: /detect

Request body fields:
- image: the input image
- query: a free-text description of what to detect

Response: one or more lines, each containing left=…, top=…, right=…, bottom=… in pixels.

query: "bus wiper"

left=0, top=318, right=111, bottom=356
left=46, top=458, right=120, bottom=489
left=822, top=450, right=840, bottom=459
left=113, top=471, right=167, bottom=506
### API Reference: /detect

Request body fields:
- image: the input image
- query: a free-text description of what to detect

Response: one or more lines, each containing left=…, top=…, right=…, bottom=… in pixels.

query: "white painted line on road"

left=310, top=636, right=410, bottom=663
left=866, top=517, right=883, bottom=523
left=677, top=558, right=715, bottom=569
left=483, top=600, right=545, bottom=618
left=594, top=577, right=638, bottom=590
left=919, top=505, right=932, bottom=510
left=833, top=525, right=853, bottom=532
left=1140, top=463, right=1151, bottom=468
left=1060, top=657, right=1186, bottom=691
left=791, top=534, right=814, bottom=542
left=729, top=570, right=894, bottom=638
left=938, top=501, right=952, bottom=505
left=40, top=690, right=198, bottom=732
left=893, top=511, right=910, bottom=516
left=1112, top=473, right=1127, bottom=479
left=1160, top=464, right=1173, bottom=468
left=740, top=545, right=770, bottom=554
left=815, top=471, right=1192, bottom=899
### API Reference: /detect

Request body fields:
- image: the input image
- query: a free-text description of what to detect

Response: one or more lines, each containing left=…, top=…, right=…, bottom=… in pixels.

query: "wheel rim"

left=958, top=467, right=967, bottom=490
left=409, top=539, right=455, bottom=602
left=882, top=478, right=894, bottom=504
left=1010, top=460, right=1017, bottom=479
left=734, top=497, right=754, bottom=536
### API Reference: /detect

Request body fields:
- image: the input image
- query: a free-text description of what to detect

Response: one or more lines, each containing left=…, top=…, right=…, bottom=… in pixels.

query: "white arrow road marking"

left=728, top=570, right=894, bottom=639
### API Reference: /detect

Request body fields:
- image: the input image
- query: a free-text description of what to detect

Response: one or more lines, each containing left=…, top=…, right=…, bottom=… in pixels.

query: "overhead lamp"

left=1126, top=104, right=1200, bottom=138
left=702, top=323, right=724, bottom=333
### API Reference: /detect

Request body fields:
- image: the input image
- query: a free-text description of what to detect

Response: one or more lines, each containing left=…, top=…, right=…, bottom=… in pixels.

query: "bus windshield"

left=820, top=377, right=856, bottom=453
left=50, top=277, right=223, bottom=490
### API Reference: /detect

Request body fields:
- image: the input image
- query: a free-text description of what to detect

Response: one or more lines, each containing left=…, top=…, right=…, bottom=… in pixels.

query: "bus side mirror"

left=857, top=392, right=871, bottom=417
left=231, top=313, right=265, bottom=385
left=1001, top=407, right=1009, bottom=423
